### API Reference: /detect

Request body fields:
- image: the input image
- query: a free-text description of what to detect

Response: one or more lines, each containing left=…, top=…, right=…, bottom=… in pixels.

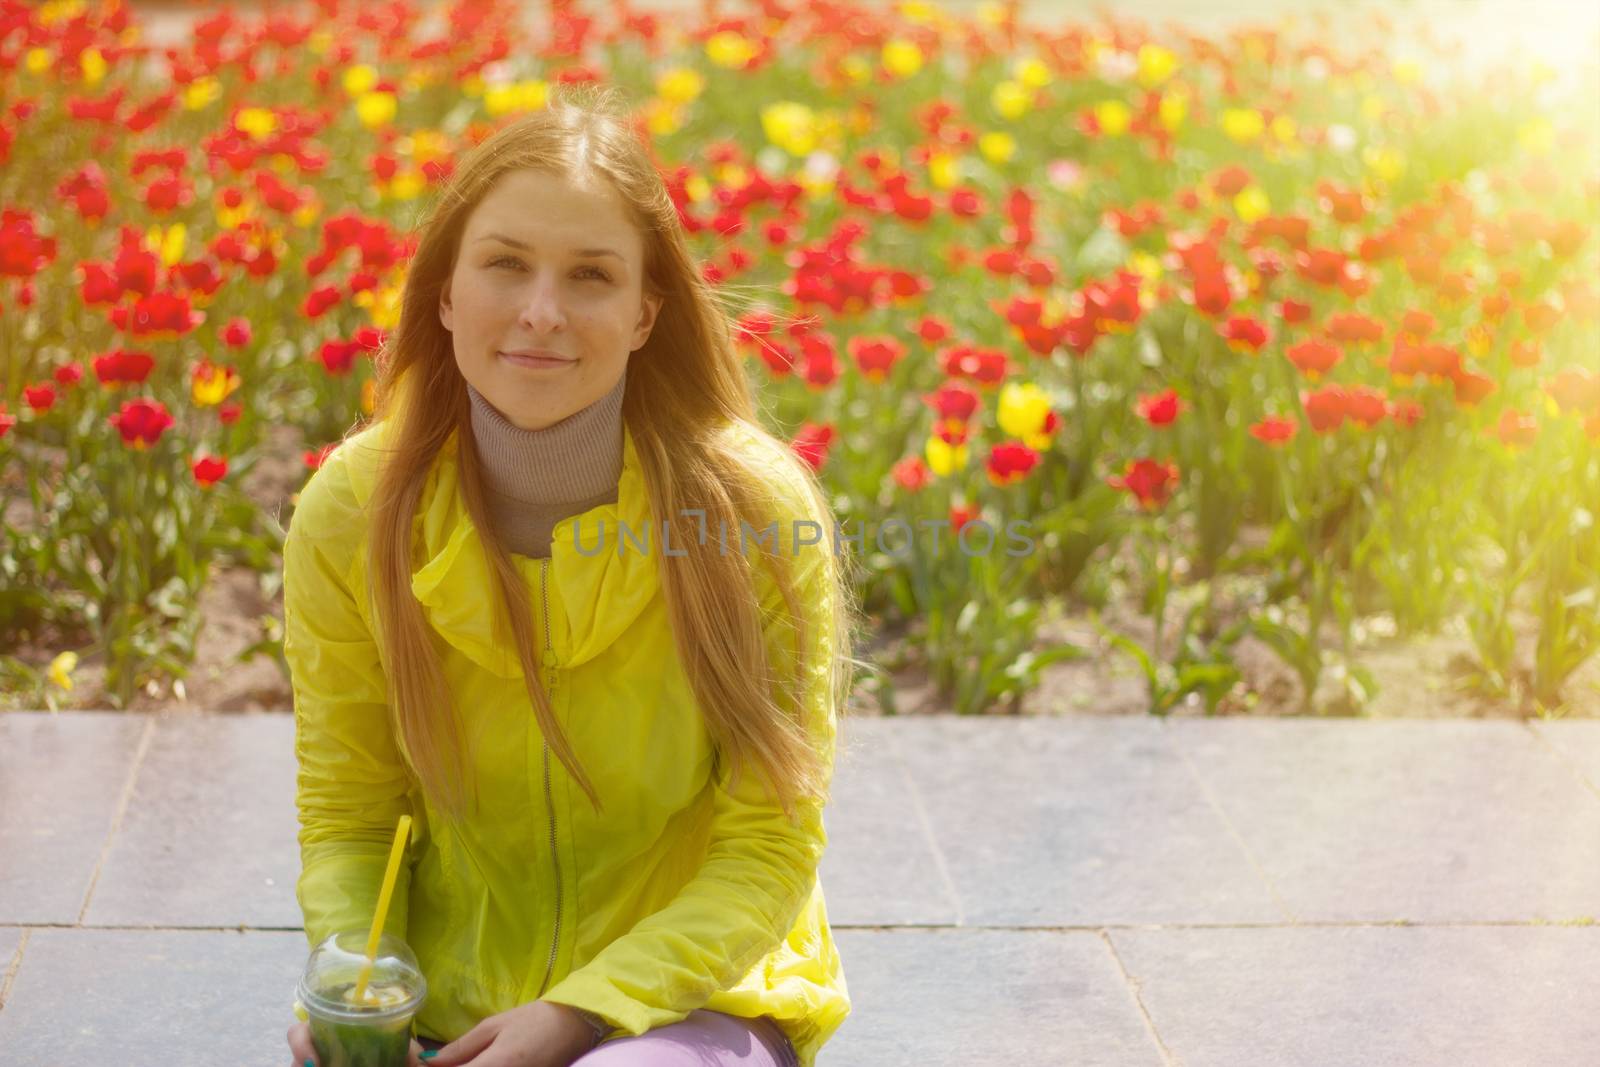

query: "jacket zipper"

left=536, top=556, right=562, bottom=998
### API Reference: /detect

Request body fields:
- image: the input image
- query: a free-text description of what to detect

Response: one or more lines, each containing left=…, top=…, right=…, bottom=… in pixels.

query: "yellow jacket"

left=283, top=417, right=848, bottom=1065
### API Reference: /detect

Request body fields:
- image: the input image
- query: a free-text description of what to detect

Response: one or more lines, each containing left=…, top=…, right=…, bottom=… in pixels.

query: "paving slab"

left=0, top=926, right=23, bottom=1004
left=85, top=713, right=302, bottom=928
left=0, top=927, right=307, bottom=1067
left=1530, top=720, right=1600, bottom=797
left=1168, top=718, right=1600, bottom=923
left=1111, top=924, right=1600, bottom=1067
left=0, top=712, right=150, bottom=924
left=825, top=927, right=1163, bottom=1067
left=819, top=718, right=961, bottom=927
left=889, top=717, right=1288, bottom=926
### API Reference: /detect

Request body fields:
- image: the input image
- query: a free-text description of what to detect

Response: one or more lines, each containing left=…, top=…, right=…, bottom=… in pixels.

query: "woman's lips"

left=499, top=351, right=574, bottom=369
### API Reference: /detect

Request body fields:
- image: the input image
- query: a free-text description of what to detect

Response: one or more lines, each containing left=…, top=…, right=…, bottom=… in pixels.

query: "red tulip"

left=1287, top=338, right=1343, bottom=380
left=1107, top=458, right=1179, bottom=510
left=23, top=382, right=56, bottom=412
left=108, top=398, right=175, bottom=449
left=1135, top=388, right=1184, bottom=426
left=891, top=456, right=930, bottom=492
left=985, top=443, right=1040, bottom=487
left=192, top=453, right=229, bottom=486
left=789, top=422, right=836, bottom=471
left=1301, top=386, right=1348, bottom=433
left=1249, top=415, right=1298, bottom=445
left=1491, top=409, right=1538, bottom=448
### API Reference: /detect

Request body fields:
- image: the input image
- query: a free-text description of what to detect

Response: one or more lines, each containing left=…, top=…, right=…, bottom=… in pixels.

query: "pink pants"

left=417, top=1010, right=799, bottom=1066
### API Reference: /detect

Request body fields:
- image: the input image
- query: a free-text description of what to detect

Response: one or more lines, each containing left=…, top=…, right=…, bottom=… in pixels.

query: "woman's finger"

left=427, top=1020, right=498, bottom=1067
left=286, top=1020, right=318, bottom=1066
left=407, top=1036, right=426, bottom=1067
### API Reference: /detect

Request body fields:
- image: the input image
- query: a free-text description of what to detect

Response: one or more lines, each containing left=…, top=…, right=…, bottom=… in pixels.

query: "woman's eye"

left=488, top=257, right=608, bottom=281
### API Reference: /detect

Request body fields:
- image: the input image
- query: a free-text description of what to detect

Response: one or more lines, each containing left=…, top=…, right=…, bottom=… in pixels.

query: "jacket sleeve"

left=539, top=472, right=839, bottom=1038
left=283, top=456, right=414, bottom=952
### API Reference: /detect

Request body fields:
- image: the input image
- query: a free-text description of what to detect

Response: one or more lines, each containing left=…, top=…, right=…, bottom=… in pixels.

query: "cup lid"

left=297, top=930, right=427, bottom=1022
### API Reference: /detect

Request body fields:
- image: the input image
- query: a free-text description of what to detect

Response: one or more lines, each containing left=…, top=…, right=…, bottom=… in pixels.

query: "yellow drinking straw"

left=351, top=813, right=412, bottom=1005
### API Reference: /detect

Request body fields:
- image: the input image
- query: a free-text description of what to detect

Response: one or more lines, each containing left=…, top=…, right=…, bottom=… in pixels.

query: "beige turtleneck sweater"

left=466, top=367, right=627, bottom=560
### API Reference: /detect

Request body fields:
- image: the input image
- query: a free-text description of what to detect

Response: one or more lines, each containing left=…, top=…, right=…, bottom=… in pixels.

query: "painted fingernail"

left=421, top=1053, right=439, bottom=1061
left=304, top=1060, right=315, bottom=1067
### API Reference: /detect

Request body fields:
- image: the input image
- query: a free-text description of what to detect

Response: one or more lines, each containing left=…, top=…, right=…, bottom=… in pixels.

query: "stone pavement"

left=1, top=711, right=1599, bottom=1066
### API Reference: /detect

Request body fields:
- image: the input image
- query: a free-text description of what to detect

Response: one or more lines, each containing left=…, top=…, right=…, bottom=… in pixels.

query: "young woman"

left=284, top=86, right=857, bottom=1067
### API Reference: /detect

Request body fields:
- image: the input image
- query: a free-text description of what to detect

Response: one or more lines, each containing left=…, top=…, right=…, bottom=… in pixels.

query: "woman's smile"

left=499, top=350, right=577, bottom=370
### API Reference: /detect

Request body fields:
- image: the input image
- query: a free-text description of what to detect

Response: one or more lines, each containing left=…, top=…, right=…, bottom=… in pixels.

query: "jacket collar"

left=347, top=419, right=660, bottom=678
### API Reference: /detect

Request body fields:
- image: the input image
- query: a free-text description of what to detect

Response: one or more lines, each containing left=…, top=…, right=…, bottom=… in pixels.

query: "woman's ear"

left=440, top=280, right=453, bottom=333
left=632, top=292, right=662, bottom=351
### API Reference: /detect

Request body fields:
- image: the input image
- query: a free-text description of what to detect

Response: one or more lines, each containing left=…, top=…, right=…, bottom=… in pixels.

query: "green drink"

left=297, top=931, right=427, bottom=1067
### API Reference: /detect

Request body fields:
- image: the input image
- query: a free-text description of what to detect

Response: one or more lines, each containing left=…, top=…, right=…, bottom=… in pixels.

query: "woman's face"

left=440, top=169, right=662, bottom=431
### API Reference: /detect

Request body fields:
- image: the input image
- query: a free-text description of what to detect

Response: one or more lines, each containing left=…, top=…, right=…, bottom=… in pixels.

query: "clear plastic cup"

left=294, top=930, right=428, bottom=1067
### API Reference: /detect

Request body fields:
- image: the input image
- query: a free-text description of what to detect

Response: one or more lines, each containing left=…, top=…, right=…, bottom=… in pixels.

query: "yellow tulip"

left=882, top=39, right=923, bottom=79
left=49, top=651, right=78, bottom=693
left=368, top=284, right=402, bottom=332
left=1094, top=100, right=1132, bottom=137
left=1271, top=115, right=1297, bottom=144
left=235, top=107, right=277, bottom=141
left=149, top=223, right=186, bottom=267
left=1221, top=108, right=1264, bottom=143
left=387, top=169, right=425, bottom=201
left=1127, top=250, right=1163, bottom=284
left=1158, top=90, right=1188, bottom=133
left=1013, top=57, right=1052, bottom=89
left=184, top=77, right=222, bottom=111
left=25, top=48, right=51, bottom=75
left=998, top=382, right=1051, bottom=439
left=657, top=66, right=705, bottom=105
left=685, top=175, right=711, bottom=204
left=646, top=101, right=684, bottom=137
left=991, top=81, right=1030, bottom=121
left=897, top=0, right=939, bottom=22
left=927, top=150, right=958, bottom=190
left=1362, top=144, right=1405, bottom=184
left=342, top=64, right=379, bottom=97
left=978, top=131, right=1016, bottom=164
left=310, top=29, right=333, bottom=56
left=1360, top=94, right=1386, bottom=122
left=761, top=102, right=818, bottom=156
left=192, top=363, right=241, bottom=406
left=355, top=91, right=396, bottom=130
left=1136, top=44, right=1177, bottom=88
left=706, top=31, right=757, bottom=68
left=1233, top=185, right=1271, bottom=224
left=79, top=47, right=105, bottom=87
left=1391, top=59, right=1421, bottom=85
left=925, top=435, right=967, bottom=476
left=841, top=55, right=872, bottom=84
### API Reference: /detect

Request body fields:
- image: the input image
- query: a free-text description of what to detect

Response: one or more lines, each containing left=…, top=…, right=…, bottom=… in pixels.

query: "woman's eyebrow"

left=476, top=233, right=623, bottom=260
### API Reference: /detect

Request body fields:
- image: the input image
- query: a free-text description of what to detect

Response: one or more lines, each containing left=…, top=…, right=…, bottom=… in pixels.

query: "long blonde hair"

left=352, top=84, right=858, bottom=829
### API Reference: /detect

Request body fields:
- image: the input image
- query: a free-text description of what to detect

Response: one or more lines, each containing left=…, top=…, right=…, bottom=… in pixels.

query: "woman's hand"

left=287, top=1019, right=430, bottom=1066
left=427, top=1000, right=598, bottom=1067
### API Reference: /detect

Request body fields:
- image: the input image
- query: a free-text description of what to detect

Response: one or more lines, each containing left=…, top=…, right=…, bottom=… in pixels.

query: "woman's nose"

left=518, top=277, right=566, bottom=330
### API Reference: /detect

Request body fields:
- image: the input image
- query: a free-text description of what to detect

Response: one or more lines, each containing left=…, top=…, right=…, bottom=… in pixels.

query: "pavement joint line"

left=1096, top=928, right=1177, bottom=1067
left=74, top=714, right=156, bottom=925
left=1162, top=717, right=1300, bottom=924
left=881, top=723, right=965, bottom=927
left=1520, top=719, right=1600, bottom=804
left=0, top=928, right=29, bottom=1012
